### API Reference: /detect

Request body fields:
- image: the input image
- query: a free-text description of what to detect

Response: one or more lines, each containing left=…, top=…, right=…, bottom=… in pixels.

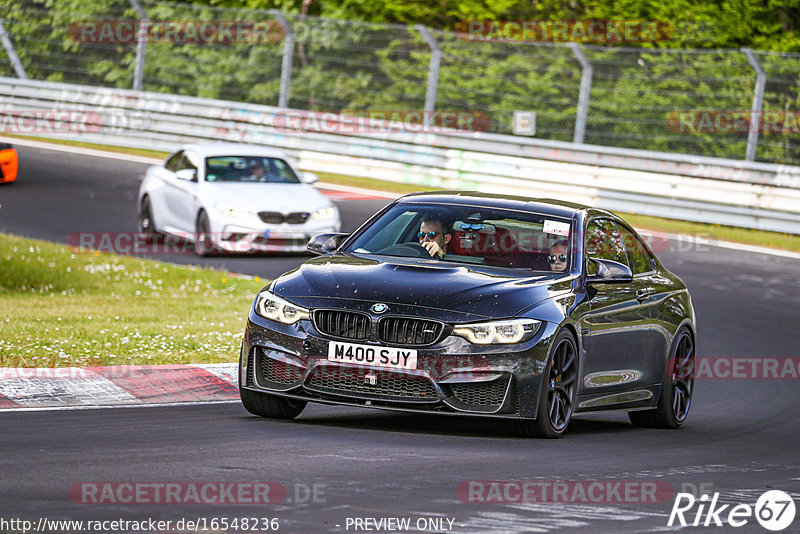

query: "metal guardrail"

left=1, top=77, right=799, bottom=234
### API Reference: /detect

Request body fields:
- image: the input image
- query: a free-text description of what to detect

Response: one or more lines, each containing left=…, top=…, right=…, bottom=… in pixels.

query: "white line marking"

left=0, top=135, right=162, bottom=164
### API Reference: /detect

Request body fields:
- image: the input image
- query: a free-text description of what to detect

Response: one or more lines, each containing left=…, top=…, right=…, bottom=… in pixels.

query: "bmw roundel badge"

left=371, top=303, right=388, bottom=314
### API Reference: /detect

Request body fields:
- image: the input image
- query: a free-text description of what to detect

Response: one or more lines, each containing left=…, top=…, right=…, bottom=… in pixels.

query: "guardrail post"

left=416, top=25, right=441, bottom=127
left=0, top=21, right=27, bottom=79
left=568, top=43, right=592, bottom=144
left=742, top=48, right=766, bottom=162
left=128, top=0, right=147, bottom=91
left=271, top=11, right=294, bottom=109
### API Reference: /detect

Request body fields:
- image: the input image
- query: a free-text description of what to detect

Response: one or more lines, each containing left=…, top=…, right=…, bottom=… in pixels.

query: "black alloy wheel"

left=629, top=328, right=695, bottom=428
left=513, top=329, right=578, bottom=438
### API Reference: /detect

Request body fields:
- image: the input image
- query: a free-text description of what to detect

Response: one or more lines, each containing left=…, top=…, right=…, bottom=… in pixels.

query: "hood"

left=200, top=183, right=330, bottom=212
left=271, top=254, right=572, bottom=320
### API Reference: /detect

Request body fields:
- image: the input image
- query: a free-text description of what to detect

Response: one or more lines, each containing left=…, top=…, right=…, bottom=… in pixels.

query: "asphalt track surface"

left=1, top=145, right=800, bottom=533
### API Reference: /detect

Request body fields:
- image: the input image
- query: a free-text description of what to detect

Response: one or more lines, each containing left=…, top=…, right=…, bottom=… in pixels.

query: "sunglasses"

left=460, top=222, right=483, bottom=231
left=547, top=253, right=568, bottom=264
left=417, top=231, right=438, bottom=239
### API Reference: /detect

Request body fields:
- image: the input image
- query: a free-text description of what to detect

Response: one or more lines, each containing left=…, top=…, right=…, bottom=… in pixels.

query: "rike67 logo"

left=668, top=490, right=796, bottom=531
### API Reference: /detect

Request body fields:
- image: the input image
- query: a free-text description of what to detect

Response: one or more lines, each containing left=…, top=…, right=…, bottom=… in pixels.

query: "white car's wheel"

left=138, top=196, right=160, bottom=242
left=194, top=211, right=217, bottom=256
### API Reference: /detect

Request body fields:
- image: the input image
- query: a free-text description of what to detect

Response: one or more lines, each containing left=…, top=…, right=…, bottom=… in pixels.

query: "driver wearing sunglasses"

left=548, top=240, right=569, bottom=272
left=417, top=215, right=452, bottom=259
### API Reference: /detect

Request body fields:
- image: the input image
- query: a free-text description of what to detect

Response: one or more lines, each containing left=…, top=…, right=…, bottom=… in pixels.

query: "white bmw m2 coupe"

left=137, top=143, right=341, bottom=256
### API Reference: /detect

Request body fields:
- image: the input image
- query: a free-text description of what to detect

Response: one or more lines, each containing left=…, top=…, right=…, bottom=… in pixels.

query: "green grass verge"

left=0, top=233, right=265, bottom=368
left=315, top=171, right=439, bottom=195
left=9, top=135, right=800, bottom=252
left=620, top=213, right=800, bottom=252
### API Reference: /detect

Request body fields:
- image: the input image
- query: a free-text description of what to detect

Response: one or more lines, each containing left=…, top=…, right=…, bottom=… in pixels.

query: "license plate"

left=263, top=230, right=305, bottom=239
left=327, top=341, right=417, bottom=370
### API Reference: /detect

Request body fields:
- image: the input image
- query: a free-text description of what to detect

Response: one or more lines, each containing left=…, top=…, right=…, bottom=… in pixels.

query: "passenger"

left=548, top=240, right=569, bottom=272
left=418, top=215, right=452, bottom=259
left=247, top=159, right=267, bottom=181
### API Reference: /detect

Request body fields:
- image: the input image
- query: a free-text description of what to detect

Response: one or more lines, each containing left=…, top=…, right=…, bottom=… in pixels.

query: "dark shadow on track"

left=235, top=410, right=640, bottom=440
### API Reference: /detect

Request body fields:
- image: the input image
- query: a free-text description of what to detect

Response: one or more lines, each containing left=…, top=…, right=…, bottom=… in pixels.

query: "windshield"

left=204, top=156, right=301, bottom=183
left=344, top=202, right=573, bottom=271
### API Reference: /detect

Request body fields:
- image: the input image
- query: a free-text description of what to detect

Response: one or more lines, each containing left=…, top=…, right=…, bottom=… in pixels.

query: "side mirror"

left=307, top=233, right=349, bottom=255
left=586, top=258, right=633, bottom=284
left=175, top=169, right=197, bottom=182
left=301, top=171, right=319, bottom=184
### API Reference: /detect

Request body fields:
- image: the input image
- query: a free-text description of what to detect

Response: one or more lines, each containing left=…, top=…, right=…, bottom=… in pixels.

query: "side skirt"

left=574, top=384, right=662, bottom=413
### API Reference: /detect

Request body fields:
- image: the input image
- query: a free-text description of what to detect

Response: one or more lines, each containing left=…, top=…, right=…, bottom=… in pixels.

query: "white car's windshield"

left=345, top=203, right=573, bottom=271
left=205, top=156, right=301, bottom=183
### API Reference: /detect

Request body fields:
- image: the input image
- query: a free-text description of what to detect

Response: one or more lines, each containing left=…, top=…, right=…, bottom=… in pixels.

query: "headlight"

left=218, top=205, right=252, bottom=219
left=453, top=319, right=540, bottom=344
left=255, top=291, right=310, bottom=324
left=311, top=206, right=336, bottom=220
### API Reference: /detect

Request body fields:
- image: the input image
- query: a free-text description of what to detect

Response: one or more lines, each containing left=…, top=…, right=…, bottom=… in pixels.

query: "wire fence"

left=1, top=0, right=799, bottom=164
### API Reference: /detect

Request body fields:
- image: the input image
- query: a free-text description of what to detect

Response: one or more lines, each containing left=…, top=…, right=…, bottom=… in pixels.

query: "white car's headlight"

left=311, top=206, right=336, bottom=220
left=453, top=319, right=540, bottom=344
left=255, top=291, right=310, bottom=324
left=218, top=204, right=252, bottom=219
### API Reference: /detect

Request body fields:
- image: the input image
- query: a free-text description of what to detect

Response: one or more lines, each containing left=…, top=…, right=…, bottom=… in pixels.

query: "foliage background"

left=0, top=0, right=799, bottom=163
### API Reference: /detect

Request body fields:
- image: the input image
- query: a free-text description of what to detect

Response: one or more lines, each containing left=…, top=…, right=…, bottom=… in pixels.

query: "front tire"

left=194, top=210, right=217, bottom=256
left=138, top=196, right=159, bottom=242
left=239, top=351, right=307, bottom=419
left=240, top=388, right=307, bottom=419
left=629, top=327, right=694, bottom=429
left=512, top=329, right=578, bottom=438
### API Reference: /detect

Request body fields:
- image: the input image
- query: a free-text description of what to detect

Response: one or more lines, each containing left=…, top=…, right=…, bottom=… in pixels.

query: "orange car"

left=0, top=143, right=18, bottom=183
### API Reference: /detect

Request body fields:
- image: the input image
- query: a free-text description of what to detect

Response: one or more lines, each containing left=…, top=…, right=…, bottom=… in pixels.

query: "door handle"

left=636, top=288, right=654, bottom=302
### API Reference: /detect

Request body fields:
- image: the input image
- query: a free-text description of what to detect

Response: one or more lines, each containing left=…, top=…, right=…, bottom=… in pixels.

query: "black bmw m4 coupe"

left=239, top=192, right=696, bottom=438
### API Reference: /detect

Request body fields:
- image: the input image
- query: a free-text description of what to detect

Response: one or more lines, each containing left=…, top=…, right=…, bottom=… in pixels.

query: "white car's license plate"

left=264, top=230, right=305, bottom=239
left=327, top=341, right=418, bottom=370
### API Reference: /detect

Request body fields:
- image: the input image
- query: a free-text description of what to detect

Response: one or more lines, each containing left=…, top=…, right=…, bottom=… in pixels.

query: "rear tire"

left=512, top=329, right=578, bottom=438
left=629, top=327, right=694, bottom=429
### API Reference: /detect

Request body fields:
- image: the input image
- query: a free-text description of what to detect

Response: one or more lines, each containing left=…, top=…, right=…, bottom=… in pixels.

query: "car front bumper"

left=240, top=309, right=561, bottom=420
left=213, top=221, right=341, bottom=253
